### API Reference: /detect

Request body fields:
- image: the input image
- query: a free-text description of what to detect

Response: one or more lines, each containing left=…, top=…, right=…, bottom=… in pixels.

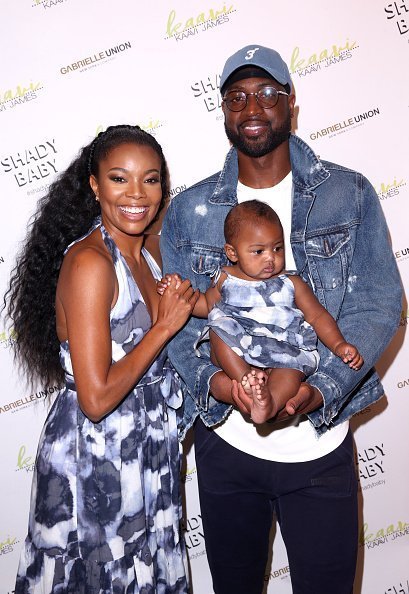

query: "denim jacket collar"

left=209, top=134, right=330, bottom=205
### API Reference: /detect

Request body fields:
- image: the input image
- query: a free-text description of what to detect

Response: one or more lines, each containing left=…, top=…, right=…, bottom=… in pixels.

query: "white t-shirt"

left=213, top=173, right=348, bottom=462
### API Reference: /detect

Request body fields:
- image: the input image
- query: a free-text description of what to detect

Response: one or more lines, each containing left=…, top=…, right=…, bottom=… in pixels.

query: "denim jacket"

left=161, top=134, right=402, bottom=437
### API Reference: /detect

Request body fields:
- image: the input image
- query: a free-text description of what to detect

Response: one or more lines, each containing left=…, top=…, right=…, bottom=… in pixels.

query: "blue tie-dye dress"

left=198, top=271, right=319, bottom=376
left=15, top=220, right=189, bottom=594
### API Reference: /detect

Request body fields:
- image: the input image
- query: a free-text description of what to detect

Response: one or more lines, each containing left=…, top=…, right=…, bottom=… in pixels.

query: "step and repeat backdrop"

left=0, top=0, right=408, bottom=593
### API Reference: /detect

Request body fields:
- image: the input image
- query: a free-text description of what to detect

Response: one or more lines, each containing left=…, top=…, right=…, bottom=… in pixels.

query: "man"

left=160, top=45, right=402, bottom=594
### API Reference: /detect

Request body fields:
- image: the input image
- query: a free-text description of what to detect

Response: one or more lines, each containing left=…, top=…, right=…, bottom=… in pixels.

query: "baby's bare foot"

left=250, top=383, right=276, bottom=424
left=242, top=369, right=268, bottom=395
left=241, top=372, right=253, bottom=395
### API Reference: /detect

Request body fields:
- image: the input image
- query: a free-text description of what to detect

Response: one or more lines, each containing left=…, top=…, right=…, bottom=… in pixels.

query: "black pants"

left=194, top=420, right=358, bottom=594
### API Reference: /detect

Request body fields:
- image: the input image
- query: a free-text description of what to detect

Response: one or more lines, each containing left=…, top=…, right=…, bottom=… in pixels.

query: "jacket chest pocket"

left=305, top=230, right=351, bottom=290
left=191, top=247, right=228, bottom=287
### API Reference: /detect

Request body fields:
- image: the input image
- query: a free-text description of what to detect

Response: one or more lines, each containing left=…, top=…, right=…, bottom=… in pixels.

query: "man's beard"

left=224, top=114, right=291, bottom=157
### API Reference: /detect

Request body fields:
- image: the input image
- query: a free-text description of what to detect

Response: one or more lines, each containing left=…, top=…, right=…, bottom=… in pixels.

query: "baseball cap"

left=220, top=44, right=292, bottom=94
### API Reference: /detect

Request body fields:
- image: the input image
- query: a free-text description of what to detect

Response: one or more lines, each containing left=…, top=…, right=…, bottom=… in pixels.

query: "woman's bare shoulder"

left=59, top=229, right=113, bottom=283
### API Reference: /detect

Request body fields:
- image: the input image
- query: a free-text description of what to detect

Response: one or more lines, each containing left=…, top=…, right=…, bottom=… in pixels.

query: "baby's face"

left=229, top=220, right=285, bottom=281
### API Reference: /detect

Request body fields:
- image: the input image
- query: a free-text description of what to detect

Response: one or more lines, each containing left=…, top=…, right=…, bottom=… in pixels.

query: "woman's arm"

left=57, top=246, right=198, bottom=422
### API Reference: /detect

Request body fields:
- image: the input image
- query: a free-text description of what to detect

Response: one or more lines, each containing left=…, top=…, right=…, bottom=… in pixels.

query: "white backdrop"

left=0, top=1, right=408, bottom=593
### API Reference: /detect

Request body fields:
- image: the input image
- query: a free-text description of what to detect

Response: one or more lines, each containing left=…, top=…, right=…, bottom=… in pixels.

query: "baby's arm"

left=291, top=275, right=364, bottom=370
left=157, top=273, right=220, bottom=318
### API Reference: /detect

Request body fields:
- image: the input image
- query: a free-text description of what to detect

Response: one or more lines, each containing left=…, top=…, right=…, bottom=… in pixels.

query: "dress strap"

left=142, top=246, right=162, bottom=281
left=64, top=217, right=101, bottom=255
left=210, top=265, right=230, bottom=287
left=210, top=266, right=222, bottom=284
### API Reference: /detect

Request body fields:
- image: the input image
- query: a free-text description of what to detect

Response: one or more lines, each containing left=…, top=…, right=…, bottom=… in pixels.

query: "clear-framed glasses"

left=222, top=86, right=289, bottom=112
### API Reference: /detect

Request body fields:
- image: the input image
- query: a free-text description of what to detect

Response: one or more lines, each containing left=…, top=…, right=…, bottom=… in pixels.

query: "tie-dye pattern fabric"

left=198, top=271, right=319, bottom=376
left=15, top=220, right=189, bottom=594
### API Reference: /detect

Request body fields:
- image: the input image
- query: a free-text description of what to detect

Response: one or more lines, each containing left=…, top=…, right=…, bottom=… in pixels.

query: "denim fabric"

left=160, top=134, right=402, bottom=437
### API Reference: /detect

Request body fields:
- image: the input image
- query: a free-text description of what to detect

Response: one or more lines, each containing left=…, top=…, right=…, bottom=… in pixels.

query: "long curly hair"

left=4, top=124, right=168, bottom=388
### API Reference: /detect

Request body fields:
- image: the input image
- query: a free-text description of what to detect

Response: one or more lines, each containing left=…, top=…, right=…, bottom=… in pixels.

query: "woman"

left=5, top=124, right=197, bottom=593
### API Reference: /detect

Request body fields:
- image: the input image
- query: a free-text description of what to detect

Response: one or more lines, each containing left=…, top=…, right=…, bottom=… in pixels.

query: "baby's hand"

left=335, top=342, right=364, bottom=370
left=157, top=273, right=182, bottom=296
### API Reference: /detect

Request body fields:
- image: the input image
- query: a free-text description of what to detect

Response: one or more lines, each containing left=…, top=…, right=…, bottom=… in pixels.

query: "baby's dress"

left=15, top=220, right=189, bottom=594
left=198, top=272, right=319, bottom=376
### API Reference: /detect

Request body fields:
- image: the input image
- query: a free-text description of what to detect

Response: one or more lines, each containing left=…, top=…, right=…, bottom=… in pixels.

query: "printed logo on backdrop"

left=394, top=246, right=409, bottom=264
left=181, top=464, right=197, bottom=484
left=0, top=534, right=19, bottom=557
left=378, top=177, right=406, bottom=201
left=165, top=4, right=235, bottom=42
left=32, top=0, right=69, bottom=9
left=16, top=445, right=35, bottom=473
left=383, top=578, right=409, bottom=594
left=0, top=81, right=43, bottom=114
left=384, top=1, right=409, bottom=37
left=168, top=184, right=187, bottom=200
left=182, top=514, right=206, bottom=561
left=191, top=74, right=222, bottom=117
left=264, top=566, right=290, bottom=584
left=0, top=328, right=16, bottom=349
left=0, top=138, right=58, bottom=194
left=96, top=119, right=162, bottom=139
left=0, top=385, right=58, bottom=415
left=356, top=442, right=386, bottom=490
left=360, top=519, right=409, bottom=549
left=289, top=39, right=358, bottom=79
left=309, top=107, right=381, bottom=141
left=397, top=376, right=409, bottom=389
left=60, top=41, right=132, bottom=75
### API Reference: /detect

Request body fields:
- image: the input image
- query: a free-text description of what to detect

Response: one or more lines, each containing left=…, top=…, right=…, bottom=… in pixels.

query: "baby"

left=158, top=200, right=363, bottom=424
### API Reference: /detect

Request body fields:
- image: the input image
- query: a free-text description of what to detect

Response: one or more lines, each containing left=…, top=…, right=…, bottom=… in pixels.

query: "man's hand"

left=210, top=371, right=252, bottom=415
left=211, top=374, right=323, bottom=422
left=231, top=379, right=253, bottom=416
left=276, top=383, right=323, bottom=421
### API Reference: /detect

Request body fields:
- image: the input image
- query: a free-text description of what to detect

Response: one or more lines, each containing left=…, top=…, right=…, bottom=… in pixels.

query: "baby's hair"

left=224, top=200, right=282, bottom=243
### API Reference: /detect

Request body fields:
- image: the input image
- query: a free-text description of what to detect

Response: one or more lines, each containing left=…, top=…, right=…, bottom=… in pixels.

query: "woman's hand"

left=155, top=276, right=199, bottom=337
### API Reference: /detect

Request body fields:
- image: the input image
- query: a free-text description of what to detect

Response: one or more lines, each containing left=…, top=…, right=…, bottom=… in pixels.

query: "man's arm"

left=306, top=175, right=402, bottom=429
left=291, top=275, right=363, bottom=369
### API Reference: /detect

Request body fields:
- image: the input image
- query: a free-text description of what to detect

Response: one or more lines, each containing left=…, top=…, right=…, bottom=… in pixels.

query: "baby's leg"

left=210, top=330, right=252, bottom=389
left=251, top=368, right=304, bottom=424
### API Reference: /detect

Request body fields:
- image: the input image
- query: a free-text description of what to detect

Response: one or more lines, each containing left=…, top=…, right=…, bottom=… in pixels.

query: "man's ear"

left=224, top=243, right=238, bottom=263
left=288, top=92, right=296, bottom=118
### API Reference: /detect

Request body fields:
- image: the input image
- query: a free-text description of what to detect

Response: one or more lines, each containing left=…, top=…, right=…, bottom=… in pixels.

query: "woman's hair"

left=4, top=124, right=168, bottom=388
left=224, top=199, right=282, bottom=244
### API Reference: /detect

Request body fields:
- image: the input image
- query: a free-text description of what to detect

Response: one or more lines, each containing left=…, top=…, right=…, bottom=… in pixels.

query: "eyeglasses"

left=222, top=86, right=289, bottom=112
